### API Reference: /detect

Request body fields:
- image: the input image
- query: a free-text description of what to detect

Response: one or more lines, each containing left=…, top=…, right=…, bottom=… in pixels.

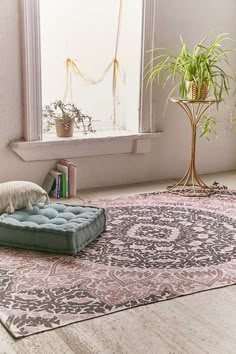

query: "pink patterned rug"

left=1, top=190, right=236, bottom=338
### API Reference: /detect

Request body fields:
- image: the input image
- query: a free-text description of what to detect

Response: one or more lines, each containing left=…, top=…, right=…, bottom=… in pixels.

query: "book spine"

left=49, top=172, right=57, bottom=198
left=61, top=173, right=66, bottom=198
left=66, top=174, right=69, bottom=198
left=51, top=186, right=57, bottom=199
left=42, top=174, right=56, bottom=195
left=57, top=175, right=62, bottom=198
left=72, top=165, right=77, bottom=197
left=68, top=167, right=73, bottom=198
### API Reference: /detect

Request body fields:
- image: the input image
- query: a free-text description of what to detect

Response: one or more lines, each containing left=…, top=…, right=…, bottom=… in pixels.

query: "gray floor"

left=1, top=171, right=236, bottom=354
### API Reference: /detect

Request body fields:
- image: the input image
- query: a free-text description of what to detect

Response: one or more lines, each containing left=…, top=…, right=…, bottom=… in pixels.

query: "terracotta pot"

left=55, top=118, right=75, bottom=137
left=185, top=81, right=208, bottom=100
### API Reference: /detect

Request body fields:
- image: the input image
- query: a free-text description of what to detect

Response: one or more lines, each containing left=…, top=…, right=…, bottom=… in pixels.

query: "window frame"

left=21, top=0, right=42, bottom=141
left=21, top=0, right=158, bottom=142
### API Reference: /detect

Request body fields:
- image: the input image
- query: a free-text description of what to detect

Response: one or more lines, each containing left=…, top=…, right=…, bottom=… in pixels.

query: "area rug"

left=0, top=190, right=236, bottom=338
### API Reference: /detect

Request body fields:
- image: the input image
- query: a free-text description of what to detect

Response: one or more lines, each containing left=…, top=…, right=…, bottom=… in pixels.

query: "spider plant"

left=145, top=32, right=235, bottom=106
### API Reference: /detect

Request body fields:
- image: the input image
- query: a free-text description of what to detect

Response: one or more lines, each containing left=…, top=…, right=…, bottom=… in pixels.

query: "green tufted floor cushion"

left=0, top=203, right=106, bottom=255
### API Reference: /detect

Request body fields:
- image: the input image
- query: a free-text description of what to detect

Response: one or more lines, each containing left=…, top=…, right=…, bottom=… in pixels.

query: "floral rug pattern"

left=0, top=190, right=236, bottom=337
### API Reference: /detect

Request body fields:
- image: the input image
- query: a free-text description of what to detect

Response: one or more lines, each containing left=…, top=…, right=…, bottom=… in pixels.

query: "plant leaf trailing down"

left=200, top=114, right=217, bottom=139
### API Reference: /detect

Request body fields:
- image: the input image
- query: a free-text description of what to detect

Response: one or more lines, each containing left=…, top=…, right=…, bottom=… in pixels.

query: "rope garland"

left=63, top=0, right=124, bottom=129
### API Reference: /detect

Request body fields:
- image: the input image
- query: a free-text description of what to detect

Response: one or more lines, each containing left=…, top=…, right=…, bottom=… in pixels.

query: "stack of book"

left=42, top=159, right=77, bottom=198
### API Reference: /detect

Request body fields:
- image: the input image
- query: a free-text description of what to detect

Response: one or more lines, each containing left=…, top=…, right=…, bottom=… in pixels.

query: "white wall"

left=0, top=0, right=236, bottom=190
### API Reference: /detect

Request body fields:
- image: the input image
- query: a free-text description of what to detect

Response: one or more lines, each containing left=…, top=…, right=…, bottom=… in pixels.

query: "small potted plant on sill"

left=145, top=31, right=235, bottom=104
left=42, top=100, right=95, bottom=137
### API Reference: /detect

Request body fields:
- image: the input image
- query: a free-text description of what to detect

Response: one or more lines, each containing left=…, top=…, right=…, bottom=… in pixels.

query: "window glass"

left=40, top=0, right=142, bottom=136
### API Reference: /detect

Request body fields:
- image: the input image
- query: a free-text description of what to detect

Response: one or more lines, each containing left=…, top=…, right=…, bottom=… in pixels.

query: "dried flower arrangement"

left=42, top=100, right=95, bottom=137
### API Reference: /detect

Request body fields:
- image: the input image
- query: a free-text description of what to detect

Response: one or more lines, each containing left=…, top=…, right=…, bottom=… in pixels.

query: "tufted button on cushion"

left=0, top=203, right=106, bottom=255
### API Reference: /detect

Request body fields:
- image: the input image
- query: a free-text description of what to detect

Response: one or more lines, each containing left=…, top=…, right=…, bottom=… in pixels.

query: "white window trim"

left=139, top=0, right=159, bottom=133
left=21, top=0, right=42, bottom=141
left=12, top=0, right=161, bottom=161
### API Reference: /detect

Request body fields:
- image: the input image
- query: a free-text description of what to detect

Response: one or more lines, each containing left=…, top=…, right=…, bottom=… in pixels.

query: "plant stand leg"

left=167, top=101, right=216, bottom=197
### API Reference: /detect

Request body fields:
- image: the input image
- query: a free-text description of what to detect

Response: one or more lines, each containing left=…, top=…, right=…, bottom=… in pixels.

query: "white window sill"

left=10, top=131, right=163, bottom=161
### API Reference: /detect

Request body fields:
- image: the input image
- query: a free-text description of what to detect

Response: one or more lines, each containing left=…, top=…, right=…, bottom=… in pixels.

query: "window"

left=21, top=0, right=158, bottom=141
left=11, top=0, right=160, bottom=161
left=40, top=0, right=142, bottom=136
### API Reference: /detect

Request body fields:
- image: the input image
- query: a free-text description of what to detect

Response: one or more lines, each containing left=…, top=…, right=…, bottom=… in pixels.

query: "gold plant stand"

left=167, top=97, right=220, bottom=197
